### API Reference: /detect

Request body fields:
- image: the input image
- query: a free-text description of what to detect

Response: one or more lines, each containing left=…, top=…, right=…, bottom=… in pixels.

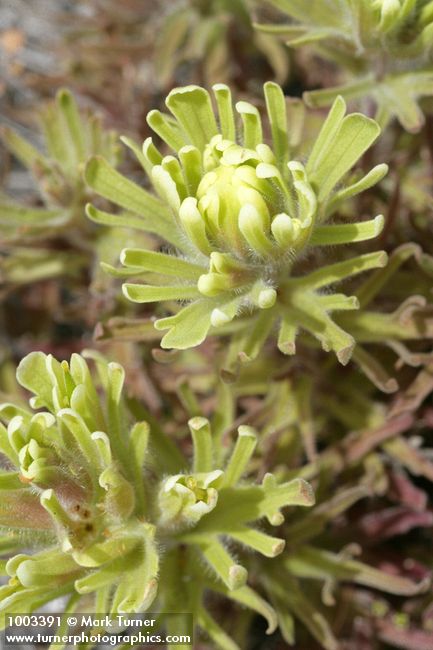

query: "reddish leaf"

left=387, top=469, right=428, bottom=512
left=359, top=506, right=433, bottom=540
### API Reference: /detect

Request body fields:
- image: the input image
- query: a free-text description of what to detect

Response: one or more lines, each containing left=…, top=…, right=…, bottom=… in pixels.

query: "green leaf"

left=199, top=540, right=247, bottom=590
left=306, top=95, right=346, bottom=175
left=378, top=0, right=401, bottom=32
left=229, top=309, right=275, bottom=364
left=297, top=251, right=388, bottom=289
left=57, top=410, right=100, bottom=479
left=41, top=103, right=74, bottom=172
left=213, top=84, right=236, bottom=141
left=119, top=136, right=151, bottom=175
left=222, top=426, right=257, bottom=487
left=375, top=73, right=430, bottom=132
left=120, top=249, right=205, bottom=278
left=263, top=0, right=344, bottom=24
left=236, top=101, right=263, bottom=149
left=312, top=114, right=381, bottom=201
left=419, top=252, right=433, bottom=278
left=99, top=263, right=143, bottom=279
left=0, top=472, right=25, bottom=490
left=262, top=574, right=297, bottom=643
left=310, top=215, right=384, bottom=245
left=84, top=157, right=170, bottom=222
left=355, top=243, right=420, bottom=308
left=179, top=196, right=212, bottom=256
left=151, top=164, right=181, bottom=212
left=277, top=315, right=298, bottom=355
left=16, top=552, right=79, bottom=588
left=0, top=403, right=32, bottom=425
left=287, top=27, right=339, bottom=46
left=94, top=317, right=162, bottom=342
left=288, top=291, right=356, bottom=363
left=254, top=32, right=290, bottom=85
left=154, top=8, right=193, bottom=88
left=161, top=155, right=188, bottom=202
left=400, top=0, right=417, bottom=21
left=304, top=76, right=376, bottom=109
left=142, top=137, right=163, bottom=168
left=110, top=531, right=158, bottom=614
left=47, top=593, right=81, bottom=650
left=122, top=283, right=200, bottom=303
left=0, top=548, right=15, bottom=567
left=305, top=72, right=433, bottom=133
left=197, top=607, right=240, bottom=650
left=254, top=22, right=310, bottom=38
left=155, top=300, right=214, bottom=349
left=326, top=163, right=388, bottom=215
left=230, top=527, right=285, bottom=558
left=0, top=127, right=44, bottom=169
left=165, top=86, right=218, bottom=152
left=0, top=203, right=69, bottom=228
left=317, top=293, right=359, bottom=312
left=214, top=584, right=278, bottom=635
left=178, top=146, right=203, bottom=196
left=147, top=110, right=189, bottom=151
left=269, top=574, right=339, bottom=650
left=0, top=582, right=74, bottom=622
left=40, top=489, right=79, bottom=532
left=270, top=597, right=295, bottom=645
left=127, top=397, right=186, bottom=474
left=0, top=249, right=86, bottom=284
left=261, top=474, right=315, bottom=523
left=192, top=477, right=314, bottom=533
left=177, top=380, right=201, bottom=417
left=56, top=89, right=87, bottom=162
left=285, top=486, right=368, bottom=544
left=285, top=546, right=429, bottom=595
left=74, top=553, right=137, bottom=595
left=85, top=204, right=183, bottom=249
left=264, top=81, right=289, bottom=169
left=189, top=417, right=213, bottom=473
left=351, top=346, right=398, bottom=393
left=16, top=352, right=54, bottom=412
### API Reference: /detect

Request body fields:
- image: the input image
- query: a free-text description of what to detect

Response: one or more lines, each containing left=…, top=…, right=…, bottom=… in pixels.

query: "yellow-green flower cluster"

left=0, top=352, right=313, bottom=644
left=86, top=83, right=388, bottom=364
left=0, top=90, right=122, bottom=286
left=256, top=0, right=433, bottom=131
